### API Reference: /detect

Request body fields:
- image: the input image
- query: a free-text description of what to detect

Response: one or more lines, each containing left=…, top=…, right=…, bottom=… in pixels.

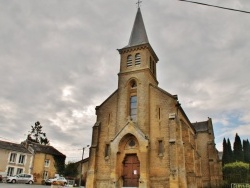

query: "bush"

left=223, top=161, right=250, bottom=185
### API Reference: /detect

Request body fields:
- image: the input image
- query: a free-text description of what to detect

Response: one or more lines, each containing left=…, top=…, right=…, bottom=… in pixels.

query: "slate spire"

left=127, top=8, right=149, bottom=47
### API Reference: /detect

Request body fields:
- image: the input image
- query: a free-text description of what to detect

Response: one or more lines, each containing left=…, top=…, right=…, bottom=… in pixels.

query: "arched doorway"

left=123, top=154, right=140, bottom=187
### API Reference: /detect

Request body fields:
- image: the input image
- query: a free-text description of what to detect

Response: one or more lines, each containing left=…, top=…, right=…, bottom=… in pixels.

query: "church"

left=86, top=6, right=222, bottom=188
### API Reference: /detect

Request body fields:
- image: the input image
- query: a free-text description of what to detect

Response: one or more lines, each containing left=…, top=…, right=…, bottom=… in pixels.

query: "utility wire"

left=179, top=0, right=250, bottom=14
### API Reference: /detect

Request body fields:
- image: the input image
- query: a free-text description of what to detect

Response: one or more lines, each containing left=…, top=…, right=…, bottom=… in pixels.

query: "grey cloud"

left=1, top=0, right=250, bottom=160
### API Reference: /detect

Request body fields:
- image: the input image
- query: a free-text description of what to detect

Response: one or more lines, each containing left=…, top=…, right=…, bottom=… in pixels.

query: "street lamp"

left=79, top=145, right=89, bottom=187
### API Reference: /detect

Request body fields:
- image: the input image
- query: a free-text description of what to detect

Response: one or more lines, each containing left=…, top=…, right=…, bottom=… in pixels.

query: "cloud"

left=0, top=0, right=250, bottom=162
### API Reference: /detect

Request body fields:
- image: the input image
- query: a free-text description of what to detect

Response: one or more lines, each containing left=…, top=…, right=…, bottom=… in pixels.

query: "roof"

left=75, top=157, right=89, bottom=164
left=192, top=121, right=209, bottom=132
left=125, top=8, right=149, bottom=48
left=0, top=140, right=31, bottom=154
left=26, top=141, right=65, bottom=157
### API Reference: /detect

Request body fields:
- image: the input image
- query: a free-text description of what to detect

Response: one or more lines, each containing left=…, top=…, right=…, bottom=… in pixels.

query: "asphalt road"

left=0, top=183, right=48, bottom=188
left=0, top=183, right=78, bottom=188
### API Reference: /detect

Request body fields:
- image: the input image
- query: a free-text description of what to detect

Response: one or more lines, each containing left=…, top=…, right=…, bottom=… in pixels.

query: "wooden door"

left=123, top=154, right=140, bottom=187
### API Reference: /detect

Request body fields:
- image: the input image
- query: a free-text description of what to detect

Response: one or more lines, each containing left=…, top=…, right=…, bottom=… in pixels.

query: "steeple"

left=126, top=8, right=149, bottom=47
left=118, top=6, right=159, bottom=85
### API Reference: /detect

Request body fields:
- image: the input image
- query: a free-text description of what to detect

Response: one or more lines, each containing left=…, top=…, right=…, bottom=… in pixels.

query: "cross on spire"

left=136, top=0, right=142, bottom=8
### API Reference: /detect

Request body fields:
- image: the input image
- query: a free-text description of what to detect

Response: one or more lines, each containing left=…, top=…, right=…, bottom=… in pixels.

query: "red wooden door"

left=123, top=154, right=140, bottom=187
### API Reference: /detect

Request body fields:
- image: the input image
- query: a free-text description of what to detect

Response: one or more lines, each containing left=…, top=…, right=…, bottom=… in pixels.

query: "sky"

left=0, top=0, right=250, bottom=162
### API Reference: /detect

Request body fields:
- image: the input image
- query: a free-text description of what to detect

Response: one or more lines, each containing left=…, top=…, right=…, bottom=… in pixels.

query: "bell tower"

left=118, top=7, right=159, bottom=86
left=116, top=7, right=159, bottom=134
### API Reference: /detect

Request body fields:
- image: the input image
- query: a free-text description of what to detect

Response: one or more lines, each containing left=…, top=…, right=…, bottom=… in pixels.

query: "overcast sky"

left=1, top=0, right=250, bottom=162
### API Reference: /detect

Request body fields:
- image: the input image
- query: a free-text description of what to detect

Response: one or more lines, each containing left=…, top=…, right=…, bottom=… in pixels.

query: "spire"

left=127, top=8, right=149, bottom=47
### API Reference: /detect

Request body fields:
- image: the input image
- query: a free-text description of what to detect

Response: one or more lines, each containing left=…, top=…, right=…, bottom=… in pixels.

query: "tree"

left=227, top=138, right=234, bottom=163
left=64, top=162, right=78, bottom=178
left=222, top=138, right=229, bottom=166
left=223, top=161, right=249, bottom=185
left=233, top=133, right=244, bottom=162
left=243, top=139, right=250, bottom=163
left=27, top=121, right=49, bottom=145
left=54, top=155, right=66, bottom=175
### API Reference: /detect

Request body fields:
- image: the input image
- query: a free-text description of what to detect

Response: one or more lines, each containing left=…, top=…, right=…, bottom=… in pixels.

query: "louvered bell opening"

left=127, top=55, right=133, bottom=67
left=135, top=53, right=141, bottom=66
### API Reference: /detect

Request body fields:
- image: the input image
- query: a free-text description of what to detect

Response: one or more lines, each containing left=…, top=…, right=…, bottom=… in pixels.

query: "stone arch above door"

left=109, top=121, right=149, bottom=187
left=110, top=120, right=149, bottom=153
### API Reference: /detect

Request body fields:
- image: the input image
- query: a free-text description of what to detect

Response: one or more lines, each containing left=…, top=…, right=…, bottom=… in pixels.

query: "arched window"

left=130, top=80, right=137, bottom=88
left=129, top=80, right=137, bottom=122
left=128, top=79, right=137, bottom=122
left=130, top=96, right=137, bottom=121
left=127, top=55, right=132, bottom=67
left=135, top=53, right=141, bottom=66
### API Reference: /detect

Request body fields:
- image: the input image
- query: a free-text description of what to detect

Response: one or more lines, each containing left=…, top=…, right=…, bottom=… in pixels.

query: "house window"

left=130, top=96, right=137, bottom=121
left=7, top=167, right=14, bottom=176
left=18, top=155, right=25, bottom=164
left=43, top=171, right=48, bottom=179
left=135, top=53, right=141, bottom=65
left=127, top=55, right=133, bottom=67
left=16, top=168, right=23, bottom=174
left=9, top=153, right=16, bottom=163
left=44, top=159, right=50, bottom=167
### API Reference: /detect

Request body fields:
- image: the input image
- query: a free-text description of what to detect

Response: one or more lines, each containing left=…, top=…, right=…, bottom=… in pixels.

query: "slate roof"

left=192, top=121, right=209, bottom=132
left=27, top=141, right=65, bottom=157
left=125, top=8, right=149, bottom=48
left=0, top=140, right=31, bottom=154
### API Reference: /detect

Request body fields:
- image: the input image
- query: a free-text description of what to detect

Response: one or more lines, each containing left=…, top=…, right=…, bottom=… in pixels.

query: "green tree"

left=64, top=162, right=78, bottom=178
left=27, top=121, right=49, bottom=145
left=222, top=138, right=229, bottom=166
left=227, top=138, right=234, bottom=163
left=243, top=139, right=250, bottom=163
left=53, top=155, right=66, bottom=175
left=234, top=133, right=244, bottom=162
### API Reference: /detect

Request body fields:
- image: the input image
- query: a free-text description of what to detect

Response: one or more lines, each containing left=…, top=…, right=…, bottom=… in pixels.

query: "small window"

left=130, top=80, right=137, bottom=88
left=158, top=108, right=161, bottom=120
left=108, top=113, right=111, bottom=125
left=158, top=140, right=164, bottom=155
left=9, top=153, right=16, bottom=163
left=16, top=168, right=23, bottom=174
left=135, top=53, right=141, bottom=65
left=7, top=167, right=14, bottom=176
left=127, top=55, right=133, bottom=67
left=44, top=159, right=50, bottom=167
left=105, top=144, right=110, bottom=157
left=129, top=139, right=136, bottom=147
left=43, top=171, right=48, bottom=180
left=18, top=155, right=25, bottom=164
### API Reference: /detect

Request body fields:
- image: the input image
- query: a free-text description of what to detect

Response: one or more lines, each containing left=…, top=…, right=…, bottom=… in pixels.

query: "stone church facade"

left=86, top=7, right=222, bottom=188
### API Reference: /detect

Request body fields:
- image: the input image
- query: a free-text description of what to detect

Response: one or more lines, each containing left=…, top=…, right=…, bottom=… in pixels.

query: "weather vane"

left=136, top=0, right=142, bottom=8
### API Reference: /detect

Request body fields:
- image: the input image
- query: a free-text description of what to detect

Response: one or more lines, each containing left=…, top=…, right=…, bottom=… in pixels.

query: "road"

left=0, top=183, right=84, bottom=188
left=0, top=183, right=47, bottom=188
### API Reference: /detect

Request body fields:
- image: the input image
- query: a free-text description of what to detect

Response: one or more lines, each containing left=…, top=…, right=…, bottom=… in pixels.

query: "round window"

left=128, top=139, right=136, bottom=147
